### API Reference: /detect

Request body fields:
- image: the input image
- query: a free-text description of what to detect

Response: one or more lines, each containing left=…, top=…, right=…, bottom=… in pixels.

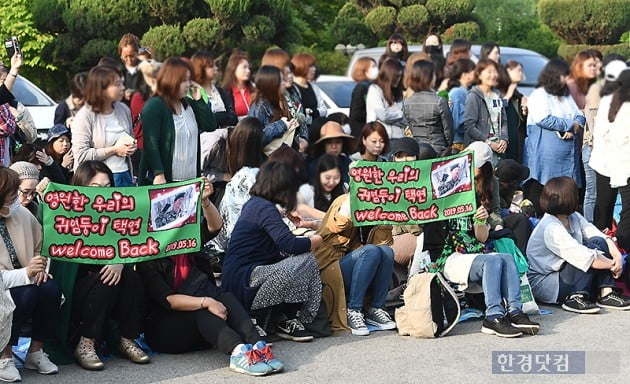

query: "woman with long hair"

left=139, top=57, right=217, bottom=185
left=366, top=58, right=406, bottom=139
left=447, top=58, right=476, bottom=150
left=191, top=51, right=238, bottom=128
left=503, top=60, right=528, bottom=163
left=349, top=57, right=379, bottom=137
left=523, top=59, right=585, bottom=215
left=298, top=153, right=346, bottom=220
left=381, top=33, right=409, bottom=65
left=248, top=65, right=299, bottom=146
left=403, top=60, right=454, bottom=154
left=222, top=51, right=254, bottom=120
left=463, top=59, right=508, bottom=163
left=72, top=65, right=137, bottom=187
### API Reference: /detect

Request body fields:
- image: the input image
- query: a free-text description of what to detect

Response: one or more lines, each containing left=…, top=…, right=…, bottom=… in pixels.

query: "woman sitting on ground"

left=136, top=178, right=283, bottom=377
left=526, top=176, right=630, bottom=314
left=221, top=161, right=323, bottom=343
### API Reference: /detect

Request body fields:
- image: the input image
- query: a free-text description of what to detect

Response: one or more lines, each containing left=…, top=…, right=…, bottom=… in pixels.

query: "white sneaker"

left=0, top=357, right=21, bottom=382
left=24, top=349, right=58, bottom=374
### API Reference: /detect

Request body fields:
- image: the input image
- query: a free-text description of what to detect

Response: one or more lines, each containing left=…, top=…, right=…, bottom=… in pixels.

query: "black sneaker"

left=597, top=292, right=630, bottom=310
left=508, top=311, right=540, bottom=335
left=562, top=294, right=600, bottom=314
left=481, top=316, right=523, bottom=338
left=276, top=319, right=314, bottom=342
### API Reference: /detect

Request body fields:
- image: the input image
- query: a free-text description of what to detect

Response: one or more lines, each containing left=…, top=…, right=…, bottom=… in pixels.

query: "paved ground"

left=16, top=303, right=629, bottom=384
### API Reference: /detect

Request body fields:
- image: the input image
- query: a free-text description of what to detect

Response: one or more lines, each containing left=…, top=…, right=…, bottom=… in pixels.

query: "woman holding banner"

left=50, top=161, right=149, bottom=371
left=0, top=166, right=61, bottom=381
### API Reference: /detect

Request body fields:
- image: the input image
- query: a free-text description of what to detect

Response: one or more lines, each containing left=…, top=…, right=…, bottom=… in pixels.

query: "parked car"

left=315, top=74, right=354, bottom=116
left=346, top=45, right=548, bottom=97
left=10, top=76, right=57, bottom=138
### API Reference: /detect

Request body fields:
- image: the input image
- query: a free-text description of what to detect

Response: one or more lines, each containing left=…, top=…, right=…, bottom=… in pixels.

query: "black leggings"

left=144, top=292, right=260, bottom=355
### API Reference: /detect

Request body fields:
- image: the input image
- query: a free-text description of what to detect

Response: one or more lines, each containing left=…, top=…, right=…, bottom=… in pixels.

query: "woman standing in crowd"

left=0, top=167, right=61, bottom=382
left=54, top=73, right=86, bottom=128
left=137, top=178, right=284, bottom=376
left=523, top=59, right=584, bottom=215
left=366, top=58, right=406, bottom=139
left=586, top=60, right=626, bottom=230
left=191, top=51, right=238, bottom=129
left=50, top=161, right=149, bottom=371
left=350, top=121, right=389, bottom=162
left=291, top=53, right=327, bottom=126
left=502, top=61, right=528, bottom=163
left=207, top=117, right=264, bottom=256
left=526, top=177, right=629, bottom=314
left=139, top=57, right=216, bottom=185
left=463, top=59, right=508, bottom=163
left=381, top=33, right=409, bottom=66
left=404, top=60, right=454, bottom=154
left=130, top=59, right=161, bottom=174
left=604, top=70, right=630, bottom=251
left=222, top=52, right=254, bottom=120
left=315, top=192, right=396, bottom=336
left=298, top=154, right=345, bottom=220
left=222, top=161, right=323, bottom=342
left=349, top=57, right=378, bottom=137
left=72, top=65, right=137, bottom=187
left=262, top=48, right=309, bottom=150
left=117, top=33, right=141, bottom=104
left=248, top=65, right=299, bottom=147
left=448, top=58, right=476, bottom=151
left=423, top=143, right=539, bottom=338
left=567, top=50, right=601, bottom=221
left=46, top=124, right=73, bottom=183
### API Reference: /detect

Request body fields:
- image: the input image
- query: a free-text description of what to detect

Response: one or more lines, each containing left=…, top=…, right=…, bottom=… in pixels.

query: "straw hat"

left=314, top=121, right=354, bottom=145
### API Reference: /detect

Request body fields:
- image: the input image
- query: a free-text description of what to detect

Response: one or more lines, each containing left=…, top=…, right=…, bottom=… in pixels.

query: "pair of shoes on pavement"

left=562, top=292, right=630, bottom=314
left=347, top=307, right=397, bottom=336
left=275, top=318, right=314, bottom=342
left=229, top=341, right=283, bottom=376
left=0, top=350, right=58, bottom=382
left=481, top=311, right=540, bottom=338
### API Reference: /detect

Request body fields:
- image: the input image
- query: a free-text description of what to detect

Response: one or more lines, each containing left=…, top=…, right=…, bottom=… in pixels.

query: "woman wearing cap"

left=46, top=124, right=73, bottom=183
left=586, top=59, right=627, bottom=230
left=308, top=121, right=353, bottom=184
left=523, top=59, right=585, bottom=216
left=403, top=60, right=454, bottom=154
left=422, top=142, right=540, bottom=338
left=9, top=161, right=43, bottom=216
left=366, top=58, right=406, bottom=139
left=0, top=167, right=62, bottom=381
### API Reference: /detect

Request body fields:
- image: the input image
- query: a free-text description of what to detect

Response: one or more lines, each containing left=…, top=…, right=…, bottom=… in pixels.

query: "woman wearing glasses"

left=8, top=161, right=42, bottom=216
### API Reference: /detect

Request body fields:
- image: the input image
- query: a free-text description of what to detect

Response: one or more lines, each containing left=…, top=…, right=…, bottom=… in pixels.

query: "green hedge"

left=442, top=21, right=480, bottom=43
left=539, top=0, right=630, bottom=45
left=557, top=44, right=630, bottom=62
left=396, top=5, right=430, bottom=40
left=365, top=6, right=397, bottom=40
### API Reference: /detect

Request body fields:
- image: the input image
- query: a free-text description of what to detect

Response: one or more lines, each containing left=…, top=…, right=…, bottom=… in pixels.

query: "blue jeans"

left=9, top=279, right=62, bottom=345
left=468, top=253, right=522, bottom=318
left=582, top=145, right=596, bottom=222
left=113, top=170, right=134, bottom=187
left=340, top=245, right=394, bottom=310
left=557, top=236, right=615, bottom=301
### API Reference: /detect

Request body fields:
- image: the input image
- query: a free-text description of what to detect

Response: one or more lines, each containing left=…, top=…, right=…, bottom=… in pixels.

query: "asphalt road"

left=17, top=304, right=628, bottom=384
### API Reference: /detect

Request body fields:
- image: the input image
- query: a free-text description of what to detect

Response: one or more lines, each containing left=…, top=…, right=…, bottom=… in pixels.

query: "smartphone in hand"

left=4, top=36, right=20, bottom=58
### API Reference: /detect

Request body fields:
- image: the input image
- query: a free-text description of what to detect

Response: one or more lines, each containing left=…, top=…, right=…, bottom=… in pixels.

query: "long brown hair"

left=227, top=117, right=264, bottom=175
left=570, top=50, right=598, bottom=95
left=375, top=58, right=403, bottom=105
left=261, top=48, right=291, bottom=71
left=156, top=57, right=192, bottom=113
left=252, top=65, right=287, bottom=120
left=190, top=51, right=216, bottom=85
left=351, top=57, right=376, bottom=82
left=221, top=51, right=254, bottom=92
left=475, top=162, right=494, bottom=210
left=0, top=167, right=20, bottom=206
left=84, top=66, right=121, bottom=114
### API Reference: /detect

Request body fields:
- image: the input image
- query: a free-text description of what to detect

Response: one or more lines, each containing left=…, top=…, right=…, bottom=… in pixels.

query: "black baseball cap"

left=495, top=159, right=529, bottom=183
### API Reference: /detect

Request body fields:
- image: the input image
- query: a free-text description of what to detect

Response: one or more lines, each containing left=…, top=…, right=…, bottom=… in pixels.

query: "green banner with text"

left=41, top=179, right=203, bottom=264
left=349, top=151, right=477, bottom=226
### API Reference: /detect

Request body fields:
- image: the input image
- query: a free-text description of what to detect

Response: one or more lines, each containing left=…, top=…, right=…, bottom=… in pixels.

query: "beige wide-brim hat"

left=314, top=121, right=354, bottom=145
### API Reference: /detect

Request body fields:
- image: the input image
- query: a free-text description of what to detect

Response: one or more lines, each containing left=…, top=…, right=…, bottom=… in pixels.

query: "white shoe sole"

left=350, top=327, right=370, bottom=336
left=562, top=303, right=601, bottom=314
left=229, top=364, right=271, bottom=376
left=23, top=363, right=58, bottom=374
left=596, top=302, right=630, bottom=310
left=365, top=319, right=397, bottom=330
left=510, top=323, right=540, bottom=335
left=276, top=332, right=314, bottom=342
left=481, top=326, right=523, bottom=338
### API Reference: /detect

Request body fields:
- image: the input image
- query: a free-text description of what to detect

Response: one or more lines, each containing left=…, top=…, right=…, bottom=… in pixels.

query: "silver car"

left=11, top=76, right=57, bottom=137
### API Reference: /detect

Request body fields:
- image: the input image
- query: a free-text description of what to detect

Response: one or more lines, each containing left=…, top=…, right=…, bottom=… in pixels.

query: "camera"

left=4, top=36, right=21, bottom=58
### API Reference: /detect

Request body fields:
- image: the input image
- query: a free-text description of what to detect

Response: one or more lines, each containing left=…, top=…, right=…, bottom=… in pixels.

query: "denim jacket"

left=248, top=98, right=287, bottom=146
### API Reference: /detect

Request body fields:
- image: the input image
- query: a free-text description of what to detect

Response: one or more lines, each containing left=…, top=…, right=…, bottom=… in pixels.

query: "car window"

left=11, top=77, right=55, bottom=107
left=500, top=54, right=548, bottom=87
left=316, top=81, right=355, bottom=108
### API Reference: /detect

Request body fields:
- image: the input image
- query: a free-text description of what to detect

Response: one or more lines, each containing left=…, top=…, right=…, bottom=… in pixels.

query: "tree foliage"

left=443, top=22, right=480, bottom=43
left=396, top=5, right=430, bottom=40
left=538, top=0, right=630, bottom=45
